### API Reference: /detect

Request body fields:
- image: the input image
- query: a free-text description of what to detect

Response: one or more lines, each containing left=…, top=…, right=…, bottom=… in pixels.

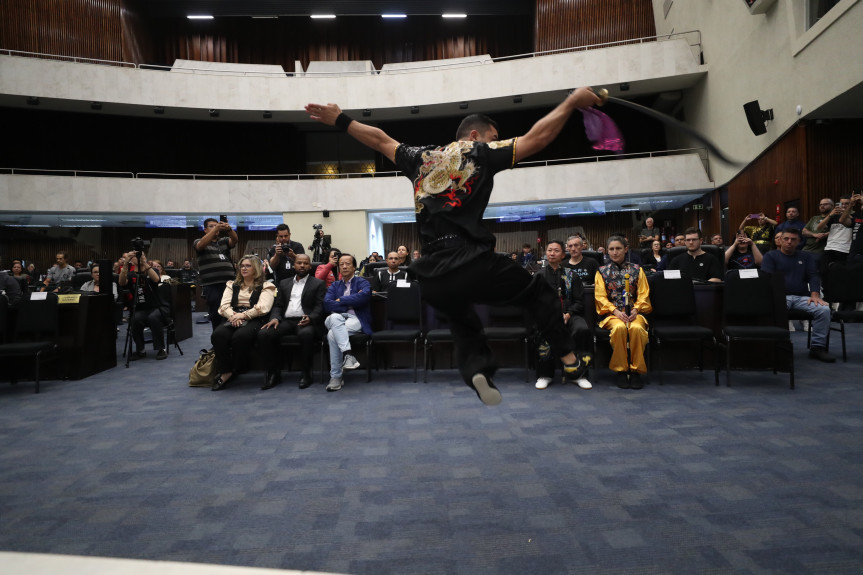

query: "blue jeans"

left=325, top=313, right=362, bottom=378
left=786, top=295, right=831, bottom=349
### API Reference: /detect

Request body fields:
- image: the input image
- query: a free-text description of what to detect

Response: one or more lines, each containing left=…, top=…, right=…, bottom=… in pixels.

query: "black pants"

left=211, top=318, right=264, bottom=374
left=536, top=316, right=590, bottom=379
left=419, top=251, right=574, bottom=385
left=257, top=318, right=320, bottom=374
left=132, top=307, right=167, bottom=352
left=204, top=283, right=227, bottom=331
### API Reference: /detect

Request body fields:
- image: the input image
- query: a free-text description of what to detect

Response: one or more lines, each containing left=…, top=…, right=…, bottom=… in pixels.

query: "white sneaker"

left=535, top=377, right=552, bottom=390
left=342, top=354, right=360, bottom=370
left=576, top=377, right=592, bottom=390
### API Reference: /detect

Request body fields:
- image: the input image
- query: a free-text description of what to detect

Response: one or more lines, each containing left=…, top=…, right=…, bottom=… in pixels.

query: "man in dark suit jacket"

left=370, top=251, right=407, bottom=293
left=259, top=254, right=326, bottom=390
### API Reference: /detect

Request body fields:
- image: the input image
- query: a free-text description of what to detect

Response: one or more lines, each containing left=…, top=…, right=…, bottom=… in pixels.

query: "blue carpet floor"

left=1, top=317, right=863, bottom=574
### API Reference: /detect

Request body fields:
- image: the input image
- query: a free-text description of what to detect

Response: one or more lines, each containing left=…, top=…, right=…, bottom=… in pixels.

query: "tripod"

left=122, top=254, right=145, bottom=368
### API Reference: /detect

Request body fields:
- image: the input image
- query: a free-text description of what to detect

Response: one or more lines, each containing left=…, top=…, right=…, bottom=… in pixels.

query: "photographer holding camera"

left=266, top=223, right=305, bottom=284
left=308, top=224, right=330, bottom=263
left=118, top=246, right=169, bottom=360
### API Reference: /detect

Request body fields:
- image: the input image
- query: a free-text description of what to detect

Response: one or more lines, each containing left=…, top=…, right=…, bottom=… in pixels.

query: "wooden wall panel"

left=0, top=0, right=150, bottom=63
left=806, top=119, right=863, bottom=200
left=154, top=16, right=532, bottom=70
left=535, top=0, right=656, bottom=53
left=727, top=124, right=809, bottom=231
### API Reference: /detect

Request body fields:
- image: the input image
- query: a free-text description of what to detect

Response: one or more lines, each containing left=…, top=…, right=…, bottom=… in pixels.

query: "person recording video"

left=308, top=224, right=331, bottom=263
left=118, top=250, right=169, bottom=361
left=267, top=223, right=305, bottom=284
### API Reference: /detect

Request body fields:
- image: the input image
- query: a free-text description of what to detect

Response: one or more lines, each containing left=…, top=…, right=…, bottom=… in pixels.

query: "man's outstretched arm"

left=514, top=87, right=601, bottom=164
left=305, top=103, right=399, bottom=163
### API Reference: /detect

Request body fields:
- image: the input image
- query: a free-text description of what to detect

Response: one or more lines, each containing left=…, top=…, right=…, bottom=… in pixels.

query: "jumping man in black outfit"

left=305, top=87, right=601, bottom=405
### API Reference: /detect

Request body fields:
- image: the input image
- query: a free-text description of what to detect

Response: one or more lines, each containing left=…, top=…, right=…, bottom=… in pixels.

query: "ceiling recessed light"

left=187, top=15, right=214, bottom=20
left=382, top=14, right=406, bottom=18
left=209, top=109, right=220, bottom=118
left=154, top=106, right=164, bottom=114
left=90, top=101, right=102, bottom=110
left=362, top=109, right=372, bottom=117
left=262, top=111, right=272, bottom=119
left=442, top=13, right=467, bottom=18
left=410, top=106, right=420, bottom=114
left=513, top=95, right=523, bottom=104
left=311, top=14, right=336, bottom=19
left=26, top=96, right=39, bottom=105
left=459, top=102, right=469, bottom=110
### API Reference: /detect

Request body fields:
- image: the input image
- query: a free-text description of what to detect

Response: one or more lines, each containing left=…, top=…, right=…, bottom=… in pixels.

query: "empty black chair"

left=484, top=305, right=530, bottom=382
left=423, top=309, right=454, bottom=383
left=371, top=281, right=423, bottom=382
left=647, top=271, right=718, bottom=385
left=0, top=292, right=60, bottom=393
left=720, top=269, right=794, bottom=389
left=822, top=262, right=863, bottom=362
left=72, top=271, right=91, bottom=290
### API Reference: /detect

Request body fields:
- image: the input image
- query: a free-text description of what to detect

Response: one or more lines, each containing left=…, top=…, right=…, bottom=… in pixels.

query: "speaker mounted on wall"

left=743, top=100, right=774, bottom=136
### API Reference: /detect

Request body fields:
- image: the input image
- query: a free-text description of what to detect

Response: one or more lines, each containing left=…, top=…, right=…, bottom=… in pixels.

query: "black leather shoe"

left=212, top=374, right=229, bottom=391
left=616, top=371, right=630, bottom=389
left=262, top=371, right=281, bottom=390
left=298, top=372, right=313, bottom=389
left=629, top=372, right=644, bottom=389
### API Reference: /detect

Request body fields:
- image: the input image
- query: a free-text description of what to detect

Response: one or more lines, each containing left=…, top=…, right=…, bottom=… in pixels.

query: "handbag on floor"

left=189, top=348, right=216, bottom=387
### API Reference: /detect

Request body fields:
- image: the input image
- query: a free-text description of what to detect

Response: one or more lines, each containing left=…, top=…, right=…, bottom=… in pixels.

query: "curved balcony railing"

left=0, top=30, right=702, bottom=78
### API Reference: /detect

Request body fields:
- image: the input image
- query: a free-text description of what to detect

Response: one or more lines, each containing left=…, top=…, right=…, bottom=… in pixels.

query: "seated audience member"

left=359, top=252, right=380, bottom=271
left=761, top=228, right=835, bottom=363
left=79, top=264, right=119, bottom=300
left=412, top=250, right=421, bottom=261
left=516, top=243, right=535, bottom=269
left=180, top=259, right=197, bottom=283
left=267, top=223, right=305, bottom=284
left=710, top=233, right=725, bottom=248
left=120, top=252, right=169, bottom=361
left=535, top=240, right=592, bottom=390
left=315, top=248, right=341, bottom=288
left=725, top=230, right=763, bottom=269
left=396, top=245, right=410, bottom=267
left=165, top=260, right=176, bottom=269
left=370, top=251, right=407, bottom=293
left=149, top=260, right=171, bottom=283
left=638, top=217, right=661, bottom=249
left=323, top=254, right=373, bottom=392
left=10, top=261, right=30, bottom=290
left=194, top=217, right=238, bottom=331
left=564, top=234, right=599, bottom=285
left=0, top=268, right=23, bottom=307
left=72, top=260, right=85, bottom=270
left=41, top=251, right=75, bottom=292
left=258, top=254, right=325, bottom=390
left=667, top=227, right=722, bottom=282
left=510, top=252, right=518, bottom=261
left=839, top=192, right=863, bottom=263
left=212, top=255, right=276, bottom=390
left=641, top=239, right=666, bottom=273
left=673, top=234, right=685, bottom=247
left=817, top=195, right=852, bottom=271
left=26, top=263, right=40, bottom=286
left=595, top=236, right=652, bottom=389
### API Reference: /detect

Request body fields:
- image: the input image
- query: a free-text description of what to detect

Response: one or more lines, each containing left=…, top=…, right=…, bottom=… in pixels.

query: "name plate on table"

left=58, top=294, right=81, bottom=304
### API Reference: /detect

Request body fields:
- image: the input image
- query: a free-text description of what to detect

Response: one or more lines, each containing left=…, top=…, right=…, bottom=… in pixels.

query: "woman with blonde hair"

left=211, top=255, right=276, bottom=390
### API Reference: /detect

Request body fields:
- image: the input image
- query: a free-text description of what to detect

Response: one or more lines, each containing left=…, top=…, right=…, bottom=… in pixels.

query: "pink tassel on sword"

left=581, top=107, right=625, bottom=153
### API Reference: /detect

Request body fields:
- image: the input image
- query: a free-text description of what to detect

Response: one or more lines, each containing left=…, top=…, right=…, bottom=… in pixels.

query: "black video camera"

left=131, top=237, right=151, bottom=252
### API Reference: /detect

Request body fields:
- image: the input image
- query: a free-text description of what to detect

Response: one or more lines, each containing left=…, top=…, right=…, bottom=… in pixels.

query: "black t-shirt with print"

left=395, top=138, right=517, bottom=276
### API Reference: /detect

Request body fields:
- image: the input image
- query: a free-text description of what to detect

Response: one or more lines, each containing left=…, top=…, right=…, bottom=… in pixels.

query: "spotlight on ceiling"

left=513, top=95, right=523, bottom=104
left=410, top=106, right=420, bottom=114
left=619, top=82, right=630, bottom=91
left=262, top=110, right=272, bottom=119
left=90, top=101, right=102, bottom=110
left=154, top=106, right=165, bottom=114
left=26, top=96, right=39, bottom=106
left=459, top=102, right=469, bottom=110
left=209, top=109, right=220, bottom=118
left=362, top=109, right=372, bottom=117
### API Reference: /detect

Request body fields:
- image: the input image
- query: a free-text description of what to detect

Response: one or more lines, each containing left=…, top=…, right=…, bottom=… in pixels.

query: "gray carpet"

left=1, top=317, right=863, bottom=574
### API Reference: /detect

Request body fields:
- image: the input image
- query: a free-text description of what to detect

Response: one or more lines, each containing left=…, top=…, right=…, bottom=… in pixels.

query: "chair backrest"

left=73, top=271, right=92, bottom=289
left=664, top=246, right=687, bottom=263
left=822, top=262, right=863, bottom=304
left=582, top=250, right=605, bottom=269
left=647, top=271, right=697, bottom=320
left=0, top=293, right=8, bottom=343
left=384, top=281, right=422, bottom=328
left=701, top=245, right=726, bottom=274
left=15, top=292, right=59, bottom=340
left=723, top=269, right=783, bottom=324
left=157, top=282, right=175, bottom=315
left=363, top=261, right=388, bottom=277
left=487, top=304, right=528, bottom=328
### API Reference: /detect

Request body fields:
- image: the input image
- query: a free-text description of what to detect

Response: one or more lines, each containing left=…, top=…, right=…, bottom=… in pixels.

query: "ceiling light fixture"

left=513, top=95, right=523, bottom=104
left=410, top=106, right=420, bottom=114
left=90, top=101, right=102, bottom=110
left=382, top=14, right=407, bottom=19
left=262, top=111, right=272, bottom=119
left=362, top=109, right=372, bottom=117
left=459, top=102, right=469, bottom=110
left=154, top=106, right=164, bottom=114
left=187, top=15, right=214, bottom=20
left=209, top=109, right=220, bottom=118
left=26, top=96, right=39, bottom=105
left=442, top=13, right=467, bottom=18
left=311, top=14, right=336, bottom=19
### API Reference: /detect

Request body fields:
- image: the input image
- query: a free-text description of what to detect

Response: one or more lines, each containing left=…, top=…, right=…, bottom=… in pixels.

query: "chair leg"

left=34, top=350, right=41, bottom=394
left=413, top=339, right=418, bottom=383
left=841, top=321, right=847, bottom=362
left=423, top=341, right=429, bottom=383
left=523, top=338, right=529, bottom=383
left=655, top=339, right=663, bottom=386
left=788, top=341, right=795, bottom=390
left=725, top=338, right=732, bottom=388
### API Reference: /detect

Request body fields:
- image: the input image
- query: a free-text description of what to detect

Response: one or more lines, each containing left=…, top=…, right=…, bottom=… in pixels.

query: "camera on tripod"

left=313, top=223, right=323, bottom=230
